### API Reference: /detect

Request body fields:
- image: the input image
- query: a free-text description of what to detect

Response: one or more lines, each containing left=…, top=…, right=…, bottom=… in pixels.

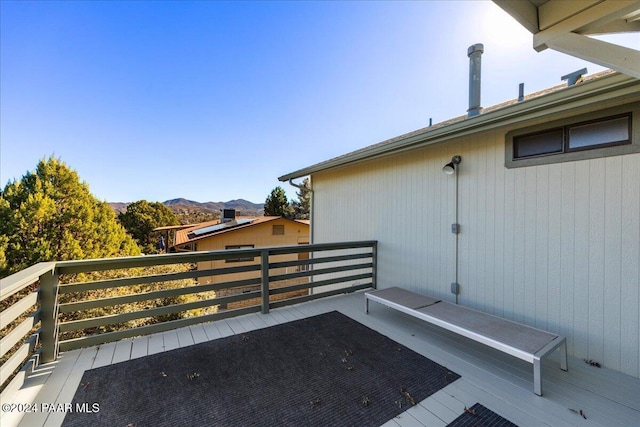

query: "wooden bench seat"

left=365, top=287, right=568, bottom=395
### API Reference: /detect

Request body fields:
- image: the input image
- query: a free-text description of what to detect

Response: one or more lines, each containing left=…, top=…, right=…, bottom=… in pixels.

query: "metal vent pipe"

left=467, top=43, right=484, bottom=118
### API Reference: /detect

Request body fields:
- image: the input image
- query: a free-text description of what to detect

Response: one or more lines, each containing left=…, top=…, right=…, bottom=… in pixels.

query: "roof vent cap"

left=561, top=68, right=587, bottom=86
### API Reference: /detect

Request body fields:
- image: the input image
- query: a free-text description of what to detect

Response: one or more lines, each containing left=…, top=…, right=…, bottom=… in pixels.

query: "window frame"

left=505, top=105, right=639, bottom=169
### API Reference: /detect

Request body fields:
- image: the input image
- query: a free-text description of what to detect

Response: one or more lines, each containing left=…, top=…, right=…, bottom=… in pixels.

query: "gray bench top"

left=366, top=287, right=440, bottom=310
left=417, top=301, right=559, bottom=356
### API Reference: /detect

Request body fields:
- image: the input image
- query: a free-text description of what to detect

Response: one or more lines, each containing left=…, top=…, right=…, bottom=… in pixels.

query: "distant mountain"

left=108, top=202, right=130, bottom=214
left=109, top=199, right=264, bottom=222
left=163, top=198, right=263, bottom=213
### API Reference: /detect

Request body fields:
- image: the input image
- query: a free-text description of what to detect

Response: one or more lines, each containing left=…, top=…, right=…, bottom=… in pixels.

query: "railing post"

left=261, top=249, right=270, bottom=314
left=39, top=266, right=59, bottom=363
left=371, top=241, right=377, bottom=289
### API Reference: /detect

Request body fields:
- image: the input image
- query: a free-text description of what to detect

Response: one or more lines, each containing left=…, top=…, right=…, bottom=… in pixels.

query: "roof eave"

left=279, top=72, right=639, bottom=181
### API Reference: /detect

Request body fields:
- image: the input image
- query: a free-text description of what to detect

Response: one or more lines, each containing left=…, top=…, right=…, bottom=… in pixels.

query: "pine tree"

left=0, top=157, right=140, bottom=277
left=264, top=186, right=293, bottom=218
left=291, top=178, right=311, bottom=220
left=118, top=200, right=180, bottom=253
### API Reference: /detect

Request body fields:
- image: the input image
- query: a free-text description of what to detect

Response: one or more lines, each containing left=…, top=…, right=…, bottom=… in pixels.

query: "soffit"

left=493, top=0, right=640, bottom=78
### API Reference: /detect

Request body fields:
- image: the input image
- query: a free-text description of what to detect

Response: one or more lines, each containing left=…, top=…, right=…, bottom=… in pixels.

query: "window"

left=225, top=245, right=255, bottom=263
left=272, top=224, right=285, bottom=235
left=513, top=113, right=630, bottom=160
left=514, top=129, right=563, bottom=159
left=567, top=116, right=630, bottom=150
left=506, top=105, right=638, bottom=168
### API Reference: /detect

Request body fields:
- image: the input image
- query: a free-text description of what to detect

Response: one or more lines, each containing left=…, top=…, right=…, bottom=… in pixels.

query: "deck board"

left=162, top=330, right=180, bottom=351
left=39, top=346, right=99, bottom=427
left=147, top=333, right=164, bottom=355
left=404, top=404, right=446, bottom=427
left=111, top=340, right=132, bottom=364
left=4, top=290, right=639, bottom=427
left=91, top=342, right=116, bottom=369
left=215, top=319, right=234, bottom=337
left=201, top=320, right=222, bottom=340
left=188, top=324, right=209, bottom=344
left=130, top=336, right=148, bottom=359
left=175, top=327, right=194, bottom=348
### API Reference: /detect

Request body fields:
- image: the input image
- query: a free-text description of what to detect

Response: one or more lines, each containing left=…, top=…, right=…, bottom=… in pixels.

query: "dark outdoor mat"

left=447, top=403, right=519, bottom=427
left=63, top=311, right=460, bottom=427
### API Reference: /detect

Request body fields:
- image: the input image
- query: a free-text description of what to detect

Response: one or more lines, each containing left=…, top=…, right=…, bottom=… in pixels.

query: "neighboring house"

left=173, top=210, right=310, bottom=307
left=279, top=67, right=640, bottom=380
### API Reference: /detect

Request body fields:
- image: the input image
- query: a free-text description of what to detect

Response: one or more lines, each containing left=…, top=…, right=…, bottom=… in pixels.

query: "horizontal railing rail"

left=0, top=240, right=377, bottom=399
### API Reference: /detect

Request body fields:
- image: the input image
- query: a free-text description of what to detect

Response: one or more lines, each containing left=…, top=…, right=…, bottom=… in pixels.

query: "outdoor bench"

left=364, top=287, right=568, bottom=396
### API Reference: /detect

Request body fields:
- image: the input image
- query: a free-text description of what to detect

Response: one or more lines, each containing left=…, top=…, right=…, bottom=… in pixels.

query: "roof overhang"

left=279, top=72, right=640, bottom=181
left=493, top=0, right=640, bottom=78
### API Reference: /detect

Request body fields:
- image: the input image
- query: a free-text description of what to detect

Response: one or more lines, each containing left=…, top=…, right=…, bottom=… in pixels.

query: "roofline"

left=279, top=72, right=639, bottom=181
left=173, top=216, right=309, bottom=247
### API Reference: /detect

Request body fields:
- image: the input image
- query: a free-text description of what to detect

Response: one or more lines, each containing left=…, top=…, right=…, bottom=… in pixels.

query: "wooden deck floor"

left=3, top=290, right=639, bottom=427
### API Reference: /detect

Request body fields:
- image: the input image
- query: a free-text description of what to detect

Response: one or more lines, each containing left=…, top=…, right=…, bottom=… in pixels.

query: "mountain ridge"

left=108, top=198, right=264, bottom=217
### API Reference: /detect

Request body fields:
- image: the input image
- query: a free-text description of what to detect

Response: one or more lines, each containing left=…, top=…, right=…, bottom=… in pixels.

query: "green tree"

left=291, top=178, right=311, bottom=220
left=264, top=186, right=293, bottom=218
left=0, top=157, right=140, bottom=277
left=118, top=200, right=179, bottom=253
left=0, top=234, right=8, bottom=274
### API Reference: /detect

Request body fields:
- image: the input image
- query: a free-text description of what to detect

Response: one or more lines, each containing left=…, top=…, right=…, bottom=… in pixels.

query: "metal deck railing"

left=0, top=241, right=377, bottom=400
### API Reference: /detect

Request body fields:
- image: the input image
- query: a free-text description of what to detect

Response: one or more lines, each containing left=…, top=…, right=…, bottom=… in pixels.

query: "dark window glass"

left=514, top=129, right=563, bottom=159
left=568, top=116, right=630, bottom=150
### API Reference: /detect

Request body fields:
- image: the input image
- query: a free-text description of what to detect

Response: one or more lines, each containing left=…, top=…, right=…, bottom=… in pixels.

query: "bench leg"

left=560, top=340, right=568, bottom=371
left=534, top=357, right=543, bottom=396
left=365, top=296, right=369, bottom=314
left=533, top=357, right=542, bottom=396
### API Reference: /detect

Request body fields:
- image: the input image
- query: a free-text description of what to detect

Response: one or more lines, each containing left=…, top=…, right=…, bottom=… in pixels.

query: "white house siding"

left=312, top=129, right=640, bottom=378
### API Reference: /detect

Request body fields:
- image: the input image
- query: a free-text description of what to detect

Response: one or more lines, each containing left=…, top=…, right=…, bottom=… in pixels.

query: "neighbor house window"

left=225, top=245, right=255, bottom=263
left=272, top=225, right=285, bottom=235
left=513, top=113, right=630, bottom=160
left=505, top=106, right=638, bottom=169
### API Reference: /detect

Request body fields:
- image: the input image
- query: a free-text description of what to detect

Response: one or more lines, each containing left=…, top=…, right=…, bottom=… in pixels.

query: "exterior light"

left=442, top=155, right=462, bottom=175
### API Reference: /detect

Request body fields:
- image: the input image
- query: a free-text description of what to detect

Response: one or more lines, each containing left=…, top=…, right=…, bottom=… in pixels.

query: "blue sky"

left=2, top=1, right=638, bottom=204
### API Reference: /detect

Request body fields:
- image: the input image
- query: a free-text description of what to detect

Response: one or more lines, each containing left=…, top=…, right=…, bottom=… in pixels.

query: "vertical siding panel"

left=547, top=164, right=562, bottom=334
left=535, top=166, right=550, bottom=330
left=492, top=133, right=505, bottom=317
left=459, top=142, right=471, bottom=305
left=523, top=167, right=537, bottom=326
left=432, top=148, right=443, bottom=298
left=573, top=161, right=590, bottom=358
left=431, top=150, right=443, bottom=298
left=411, top=153, right=420, bottom=290
left=415, top=151, right=424, bottom=292
left=477, top=137, right=488, bottom=311
left=423, top=150, right=431, bottom=294
left=503, top=166, right=516, bottom=321
left=468, top=137, right=480, bottom=308
left=588, top=159, right=605, bottom=363
left=485, top=135, right=497, bottom=313
left=560, top=162, right=576, bottom=354
left=620, top=155, right=639, bottom=377
left=442, top=147, right=455, bottom=301
left=513, top=167, right=527, bottom=324
left=604, top=156, right=622, bottom=371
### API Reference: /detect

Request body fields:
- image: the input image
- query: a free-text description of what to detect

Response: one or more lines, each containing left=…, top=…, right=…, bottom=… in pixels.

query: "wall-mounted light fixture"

left=442, top=155, right=462, bottom=175
left=443, top=155, right=462, bottom=303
